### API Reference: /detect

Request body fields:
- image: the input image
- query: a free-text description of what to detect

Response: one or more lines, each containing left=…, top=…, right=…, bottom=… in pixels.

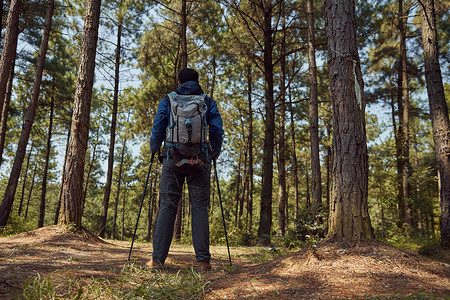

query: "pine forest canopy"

left=0, top=0, right=448, bottom=248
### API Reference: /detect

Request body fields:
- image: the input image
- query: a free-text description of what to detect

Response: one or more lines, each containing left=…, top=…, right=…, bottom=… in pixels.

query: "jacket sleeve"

left=206, top=97, right=224, bottom=157
left=150, top=97, right=169, bottom=153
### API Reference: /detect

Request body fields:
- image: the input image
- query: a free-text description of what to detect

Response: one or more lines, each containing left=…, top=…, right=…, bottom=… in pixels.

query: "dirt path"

left=0, top=226, right=449, bottom=299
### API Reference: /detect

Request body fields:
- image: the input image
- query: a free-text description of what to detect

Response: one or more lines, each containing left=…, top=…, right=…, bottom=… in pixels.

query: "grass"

left=15, top=264, right=210, bottom=300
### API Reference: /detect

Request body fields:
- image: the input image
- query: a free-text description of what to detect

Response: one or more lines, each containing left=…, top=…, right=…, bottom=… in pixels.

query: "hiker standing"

left=150, top=68, right=224, bottom=271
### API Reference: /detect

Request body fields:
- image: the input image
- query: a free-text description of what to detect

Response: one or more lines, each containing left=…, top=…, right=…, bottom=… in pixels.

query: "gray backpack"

left=166, top=92, right=208, bottom=166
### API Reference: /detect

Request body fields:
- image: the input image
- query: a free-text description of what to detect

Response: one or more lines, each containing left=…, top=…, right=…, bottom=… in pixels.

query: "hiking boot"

left=197, top=261, right=212, bottom=272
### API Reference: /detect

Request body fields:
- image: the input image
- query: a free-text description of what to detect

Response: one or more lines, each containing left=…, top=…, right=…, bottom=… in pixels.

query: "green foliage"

left=17, top=273, right=56, bottom=300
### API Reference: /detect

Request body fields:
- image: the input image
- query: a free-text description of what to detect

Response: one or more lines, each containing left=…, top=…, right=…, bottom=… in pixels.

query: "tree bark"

left=324, top=0, right=374, bottom=239
left=258, top=0, right=275, bottom=244
left=18, top=142, right=33, bottom=216
left=59, top=0, right=102, bottom=228
left=246, top=65, right=254, bottom=233
left=420, top=0, right=450, bottom=247
left=399, top=0, right=413, bottom=228
left=0, top=49, right=16, bottom=166
left=54, top=126, right=71, bottom=225
left=174, top=195, right=183, bottom=241
left=24, top=165, right=37, bottom=221
left=277, top=1, right=287, bottom=236
left=0, top=0, right=21, bottom=116
left=98, top=19, right=122, bottom=237
left=180, top=0, right=187, bottom=69
left=307, top=0, right=321, bottom=218
left=112, top=139, right=126, bottom=239
left=82, top=128, right=100, bottom=212
left=290, top=110, right=299, bottom=226
left=0, top=0, right=54, bottom=227
left=38, top=94, right=55, bottom=228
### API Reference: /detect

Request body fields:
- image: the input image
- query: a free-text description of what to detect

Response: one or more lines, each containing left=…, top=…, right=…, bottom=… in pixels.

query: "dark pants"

left=152, top=158, right=211, bottom=264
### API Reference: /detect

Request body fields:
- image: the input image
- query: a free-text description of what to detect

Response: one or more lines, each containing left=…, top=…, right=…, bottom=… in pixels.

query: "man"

left=150, top=68, right=224, bottom=271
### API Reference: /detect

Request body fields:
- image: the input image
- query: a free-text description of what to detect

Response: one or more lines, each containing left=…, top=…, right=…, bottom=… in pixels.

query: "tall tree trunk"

left=112, top=139, right=126, bottom=239
left=258, top=0, right=275, bottom=244
left=174, top=195, right=183, bottom=241
left=307, top=0, right=321, bottom=217
left=324, top=0, right=373, bottom=239
left=277, top=1, right=287, bottom=236
left=420, top=0, right=450, bottom=247
left=393, top=72, right=405, bottom=228
left=290, top=110, right=299, bottom=227
left=325, top=122, right=332, bottom=212
left=246, top=65, right=254, bottom=233
left=0, top=0, right=3, bottom=41
left=210, top=55, right=216, bottom=98
left=0, top=0, right=21, bottom=115
left=18, top=142, right=33, bottom=216
left=59, top=0, right=102, bottom=228
left=0, top=50, right=16, bottom=166
left=121, top=183, right=126, bottom=240
left=234, top=150, right=242, bottom=227
left=82, top=128, right=100, bottom=212
left=38, top=94, right=54, bottom=228
left=399, top=0, right=413, bottom=228
left=239, top=140, right=248, bottom=229
left=180, top=0, right=187, bottom=69
left=0, top=0, right=54, bottom=227
left=24, top=165, right=37, bottom=221
left=98, top=19, right=122, bottom=237
left=54, top=126, right=71, bottom=224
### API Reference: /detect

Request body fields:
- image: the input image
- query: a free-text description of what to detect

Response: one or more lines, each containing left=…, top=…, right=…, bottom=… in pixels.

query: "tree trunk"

left=0, top=0, right=54, bottom=227
left=324, top=0, right=373, bottom=239
left=239, top=140, right=248, bottom=229
left=0, top=0, right=21, bottom=115
left=18, top=142, right=33, bottom=216
left=307, top=0, right=321, bottom=218
left=82, top=128, right=100, bottom=212
left=393, top=73, right=405, bottom=228
left=290, top=110, right=299, bottom=226
left=277, top=1, right=287, bottom=236
left=0, top=50, right=16, bottom=166
left=99, top=19, right=122, bottom=237
left=54, top=126, right=71, bottom=225
left=174, top=195, right=183, bottom=241
left=121, top=183, right=126, bottom=240
left=112, top=139, right=126, bottom=239
left=234, top=150, right=242, bottom=227
left=246, top=65, right=254, bottom=233
left=59, top=0, right=102, bottom=228
left=180, top=0, right=187, bottom=69
left=24, top=165, right=37, bottom=221
left=420, top=0, right=450, bottom=247
left=258, top=0, right=275, bottom=244
left=38, top=94, right=54, bottom=228
left=399, top=0, right=413, bottom=228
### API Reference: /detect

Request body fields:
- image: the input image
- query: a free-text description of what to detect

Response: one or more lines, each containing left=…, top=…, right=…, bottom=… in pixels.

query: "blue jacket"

left=150, top=81, right=224, bottom=157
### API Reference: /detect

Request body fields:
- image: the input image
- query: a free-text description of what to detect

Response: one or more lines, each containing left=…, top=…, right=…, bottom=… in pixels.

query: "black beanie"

left=178, top=68, right=199, bottom=83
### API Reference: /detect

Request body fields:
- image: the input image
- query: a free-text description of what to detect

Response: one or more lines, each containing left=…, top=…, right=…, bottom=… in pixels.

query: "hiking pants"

left=152, top=158, right=211, bottom=264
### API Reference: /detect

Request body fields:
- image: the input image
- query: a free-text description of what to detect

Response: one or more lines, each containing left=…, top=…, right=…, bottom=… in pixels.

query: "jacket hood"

left=175, top=81, right=204, bottom=95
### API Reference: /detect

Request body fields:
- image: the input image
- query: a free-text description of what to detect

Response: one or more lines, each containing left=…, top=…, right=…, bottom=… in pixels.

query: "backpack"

left=165, top=92, right=209, bottom=167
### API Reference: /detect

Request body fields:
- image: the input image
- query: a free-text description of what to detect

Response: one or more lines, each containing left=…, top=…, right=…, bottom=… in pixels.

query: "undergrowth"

left=15, top=264, right=210, bottom=300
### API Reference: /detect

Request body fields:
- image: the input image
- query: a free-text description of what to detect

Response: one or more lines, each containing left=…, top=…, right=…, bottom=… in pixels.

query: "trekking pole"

left=128, top=152, right=155, bottom=262
left=213, top=159, right=232, bottom=266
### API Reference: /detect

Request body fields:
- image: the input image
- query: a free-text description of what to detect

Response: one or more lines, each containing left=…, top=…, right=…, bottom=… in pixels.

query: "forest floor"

left=0, top=225, right=449, bottom=299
